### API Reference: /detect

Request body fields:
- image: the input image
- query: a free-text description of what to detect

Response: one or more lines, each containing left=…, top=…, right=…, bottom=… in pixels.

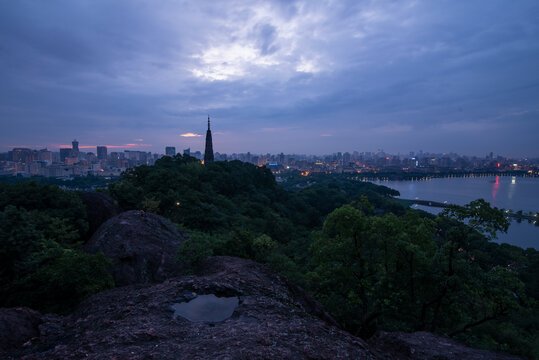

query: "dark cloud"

left=0, top=0, right=538, bottom=157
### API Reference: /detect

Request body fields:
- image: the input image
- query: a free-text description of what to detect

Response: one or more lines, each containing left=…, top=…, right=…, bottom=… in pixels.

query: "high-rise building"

left=11, top=148, right=34, bottom=163
left=71, top=139, right=80, bottom=160
left=97, top=146, right=108, bottom=160
left=38, top=149, right=52, bottom=163
left=60, top=148, right=72, bottom=163
left=204, top=115, right=214, bottom=164
left=72, top=139, right=79, bottom=152
left=183, top=148, right=190, bottom=156
left=165, top=146, right=176, bottom=157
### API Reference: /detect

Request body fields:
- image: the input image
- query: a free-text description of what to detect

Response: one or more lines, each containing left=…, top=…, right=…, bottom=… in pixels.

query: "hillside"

left=0, top=156, right=537, bottom=358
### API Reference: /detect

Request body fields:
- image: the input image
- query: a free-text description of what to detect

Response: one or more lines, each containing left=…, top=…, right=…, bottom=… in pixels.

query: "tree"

left=418, top=199, right=511, bottom=332
left=0, top=183, right=114, bottom=313
left=307, top=200, right=524, bottom=341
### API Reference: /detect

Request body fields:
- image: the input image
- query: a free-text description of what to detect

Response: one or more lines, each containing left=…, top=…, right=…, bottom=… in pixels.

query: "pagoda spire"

left=204, top=115, right=214, bottom=163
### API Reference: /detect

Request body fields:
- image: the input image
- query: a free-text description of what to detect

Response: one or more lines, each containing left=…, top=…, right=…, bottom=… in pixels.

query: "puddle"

left=171, top=294, right=238, bottom=322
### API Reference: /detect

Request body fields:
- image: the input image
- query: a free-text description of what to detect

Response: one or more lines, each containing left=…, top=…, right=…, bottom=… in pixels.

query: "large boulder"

left=85, top=210, right=189, bottom=286
left=79, top=192, right=120, bottom=240
left=0, top=308, right=42, bottom=355
left=16, top=256, right=377, bottom=359
left=369, top=331, right=522, bottom=360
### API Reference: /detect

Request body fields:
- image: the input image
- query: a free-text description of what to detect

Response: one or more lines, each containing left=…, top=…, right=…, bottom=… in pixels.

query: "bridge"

left=399, top=198, right=538, bottom=224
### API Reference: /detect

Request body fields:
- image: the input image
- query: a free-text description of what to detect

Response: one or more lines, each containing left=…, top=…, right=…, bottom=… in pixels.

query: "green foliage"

left=441, top=199, right=509, bottom=239
left=307, top=201, right=537, bottom=358
left=252, top=234, right=278, bottom=262
left=108, top=156, right=404, bottom=245
left=0, top=182, right=114, bottom=314
left=176, top=232, right=215, bottom=273
left=0, top=206, right=44, bottom=279
left=11, top=240, right=114, bottom=314
left=308, top=206, right=439, bottom=336
left=141, top=195, right=161, bottom=213
left=0, top=181, right=88, bottom=237
left=0, top=174, right=119, bottom=190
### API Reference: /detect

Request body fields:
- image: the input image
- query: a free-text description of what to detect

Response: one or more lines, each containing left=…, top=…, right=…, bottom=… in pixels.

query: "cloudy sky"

left=1, top=0, right=538, bottom=157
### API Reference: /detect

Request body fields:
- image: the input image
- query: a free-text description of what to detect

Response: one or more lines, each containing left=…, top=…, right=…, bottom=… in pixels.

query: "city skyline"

left=3, top=138, right=536, bottom=161
left=2, top=132, right=539, bottom=160
left=1, top=1, right=538, bottom=157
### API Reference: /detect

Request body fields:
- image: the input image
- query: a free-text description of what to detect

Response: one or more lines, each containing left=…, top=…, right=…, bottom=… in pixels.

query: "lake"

left=372, top=175, right=538, bottom=250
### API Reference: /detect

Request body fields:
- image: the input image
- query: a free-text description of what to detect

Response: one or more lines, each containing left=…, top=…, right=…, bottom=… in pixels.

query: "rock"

left=79, top=192, right=120, bottom=240
left=0, top=307, right=42, bottom=354
left=16, top=257, right=377, bottom=359
left=369, top=331, right=522, bottom=360
left=84, top=210, right=189, bottom=286
left=6, top=257, right=524, bottom=359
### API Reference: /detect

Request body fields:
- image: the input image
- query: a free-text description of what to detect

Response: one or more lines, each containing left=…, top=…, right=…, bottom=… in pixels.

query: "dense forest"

left=0, top=174, right=118, bottom=189
left=1, top=154, right=537, bottom=358
left=0, top=182, right=113, bottom=313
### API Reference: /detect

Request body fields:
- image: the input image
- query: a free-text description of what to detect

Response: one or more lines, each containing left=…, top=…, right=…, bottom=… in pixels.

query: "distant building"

left=38, top=149, right=52, bottom=163
left=11, top=148, right=33, bottom=163
left=72, top=139, right=79, bottom=152
left=60, top=148, right=72, bottom=163
left=97, top=146, right=108, bottom=160
left=86, top=152, right=97, bottom=163
left=204, top=116, right=214, bottom=163
left=71, top=139, right=80, bottom=160
left=183, top=148, right=190, bottom=156
left=165, top=146, right=176, bottom=157
left=193, top=151, right=202, bottom=160
left=65, top=156, right=79, bottom=165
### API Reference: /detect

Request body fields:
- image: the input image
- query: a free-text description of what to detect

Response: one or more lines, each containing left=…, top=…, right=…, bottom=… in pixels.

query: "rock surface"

left=369, top=331, right=522, bottom=360
left=3, top=257, right=524, bottom=360
left=0, top=308, right=42, bottom=354
left=85, top=210, right=189, bottom=286
left=15, top=256, right=375, bottom=359
left=79, top=191, right=120, bottom=240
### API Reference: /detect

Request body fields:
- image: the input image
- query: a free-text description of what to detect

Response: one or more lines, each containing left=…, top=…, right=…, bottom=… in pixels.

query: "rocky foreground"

left=1, top=256, right=521, bottom=359
left=3, top=256, right=374, bottom=359
left=0, top=206, right=524, bottom=359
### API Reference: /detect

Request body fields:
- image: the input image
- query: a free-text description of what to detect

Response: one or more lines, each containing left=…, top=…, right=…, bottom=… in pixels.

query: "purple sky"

left=1, top=1, right=538, bottom=157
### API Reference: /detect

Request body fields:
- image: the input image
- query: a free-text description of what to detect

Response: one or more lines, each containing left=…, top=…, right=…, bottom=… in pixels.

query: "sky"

left=1, top=0, right=538, bottom=157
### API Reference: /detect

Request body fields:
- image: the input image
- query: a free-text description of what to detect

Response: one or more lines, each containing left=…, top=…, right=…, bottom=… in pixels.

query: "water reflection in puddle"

left=171, top=294, right=238, bottom=322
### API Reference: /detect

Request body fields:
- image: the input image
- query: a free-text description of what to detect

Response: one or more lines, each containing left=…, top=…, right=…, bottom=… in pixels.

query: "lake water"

left=171, top=294, right=238, bottom=322
left=372, top=176, right=538, bottom=250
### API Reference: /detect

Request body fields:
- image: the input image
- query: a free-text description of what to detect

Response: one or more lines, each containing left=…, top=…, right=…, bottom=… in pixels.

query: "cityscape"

left=2, top=137, right=538, bottom=178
